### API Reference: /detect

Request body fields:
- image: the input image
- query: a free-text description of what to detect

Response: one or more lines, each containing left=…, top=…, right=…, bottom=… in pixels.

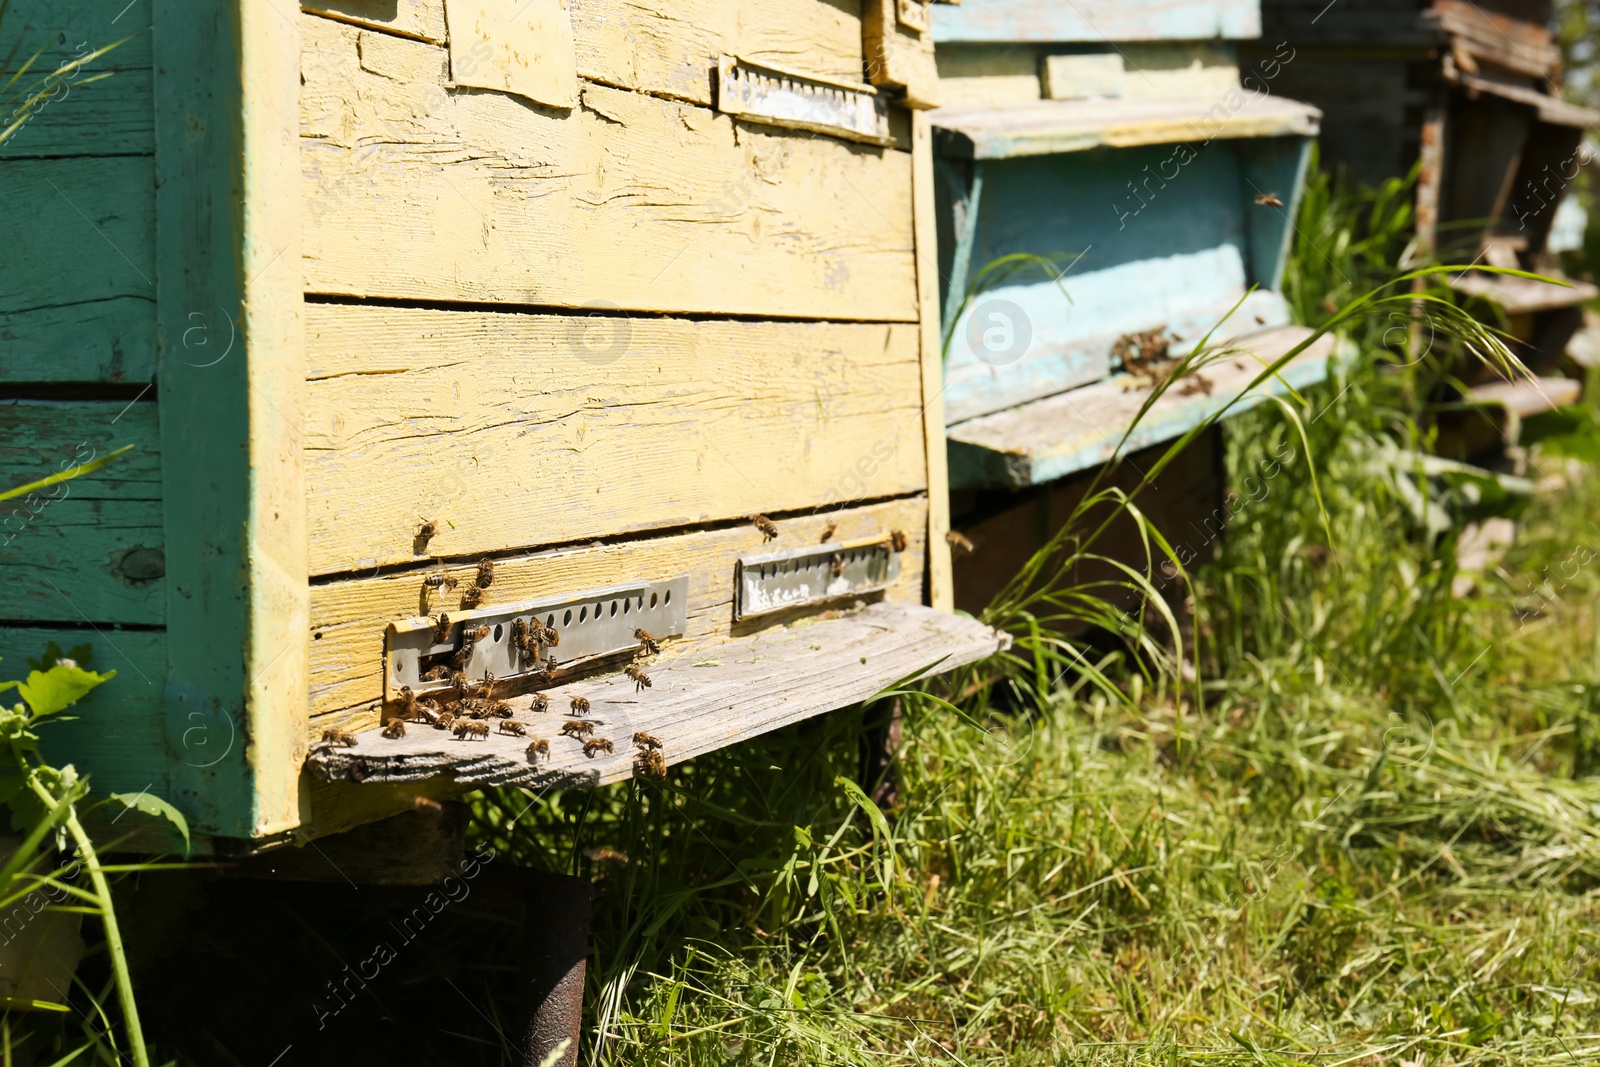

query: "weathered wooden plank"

left=0, top=297, right=156, bottom=385
left=301, top=0, right=866, bottom=105
left=1448, top=272, right=1600, bottom=315
left=932, top=94, right=1321, bottom=160
left=300, top=16, right=918, bottom=321
left=154, top=0, right=307, bottom=839
left=0, top=626, right=167, bottom=799
left=932, top=0, right=1262, bottom=44
left=306, top=600, right=1007, bottom=789
left=0, top=0, right=154, bottom=159
left=911, top=112, right=953, bottom=612
left=0, top=399, right=161, bottom=502
left=0, top=157, right=156, bottom=383
left=947, top=326, right=1337, bottom=489
left=307, top=497, right=930, bottom=726
left=864, top=0, right=939, bottom=108
left=0, top=498, right=163, bottom=625
left=303, top=305, right=929, bottom=575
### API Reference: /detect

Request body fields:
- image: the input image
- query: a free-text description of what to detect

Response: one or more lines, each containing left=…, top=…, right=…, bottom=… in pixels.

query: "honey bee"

left=889, top=529, right=908, bottom=552
left=750, top=514, right=779, bottom=542
left=397, top=684, right=419, bottom=714
left=433, top=712, right=455, bottom=731
left=526, top=739, right=550, bottom=761
left=409, top=705, right=438, bottom=725
left=830, top=552, right=844, bottom=578
left=452, top=645, right=473, bottom=669
left=583, top=846, right=629, bottom=867
left=561, top=719, right=595, bottom=738
left=449, top=670, right=468, bottom=694
left=632, top=732, right=663, bottom=751
left=467, top=625, right=490, bottom=644
left=625, top=665, right=652, bottom=692
left=570, top=695, right=591, bottom=714
left=421, top=665, right=449, bottom=681
left=348, top=758, right=370, bottom=783
left=461, top=586, right=486, bottom=609
left=536, top=620, right=561, bottom=648
left=487, top=700, right=513, bottom=717
left=432, top=613, right=451, bottom=644
left=416, top=518, right=438, bottom=541
left=511, top=617, right=533, bottom=658
left=821, top=519, right=837, bottom=543
left=497, top=720, right=527, bottom=737
left=633, top=628, right=661, bottom=655
left=454, top=720, right=490, bottom=740
left=423, top=572, right=458, bottom=593
left=1254, top=192, right=1285, bottom=208
left=382, top=720, right=407, bottom=740
left=475, top=558, right=495, bottom=588
left=476, top=672, right=495, bottom=699
left=321, top=728, right=357, bottom=748
left=531, top=693, right=550, bottom=715
left=634, top=748, right=667, bottom=780
left=583, top=738, right=614, bottom=758
left=946, top=530, right=976, bottom=555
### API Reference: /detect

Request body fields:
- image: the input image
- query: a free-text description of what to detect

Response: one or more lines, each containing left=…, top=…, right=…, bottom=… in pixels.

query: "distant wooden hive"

left=0, top=0, right=1003, bottom=846
left=1249, top=0, right=1600, bottom=376
left=925, top=0, right=1336, bottom=493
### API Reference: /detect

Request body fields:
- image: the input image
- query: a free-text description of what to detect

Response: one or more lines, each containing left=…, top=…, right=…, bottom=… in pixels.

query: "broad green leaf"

left=108, top=791, right=192, bottom=852
left=15, top=663, right=114, bottom=718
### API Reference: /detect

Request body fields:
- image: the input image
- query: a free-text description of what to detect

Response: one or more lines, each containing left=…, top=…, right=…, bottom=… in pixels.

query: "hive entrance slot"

left=734, top=536, right=900, bottom=620
left=383, top=577, right=688, bottom=705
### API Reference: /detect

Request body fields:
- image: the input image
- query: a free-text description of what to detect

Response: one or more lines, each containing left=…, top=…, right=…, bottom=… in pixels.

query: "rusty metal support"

left=516, top=869, right=590, bottom=1067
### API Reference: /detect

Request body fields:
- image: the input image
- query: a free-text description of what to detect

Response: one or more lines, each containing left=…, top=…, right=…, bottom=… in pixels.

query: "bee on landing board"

left=497, top=720, right=527, bottom=737
left=432, top=613, right=451, bottom=644
left=889, top=529, right=907, bottom=552
left=454, top=720, right=490, bottom=740
left=408, top=705, right=438, bottom=725
left=750, top=514, right=779, bottom=542
left=632, top=732, right=662, bottom=751
left=635, top=748, right=667, bottom=780
left=320, top=728, right=357, bottom=748
left=397, top=685, right=419, bottom=716
left=583, top=738, right=614, bottom=758
left=561, top=720, right=596, bottom=738
left=531, top=693, right=550, bottom=715
left=487, top=700, right=512, bottom=718
left=475, top=558, right=495, bottom=588
left=625, top=665, right=652, bottom=692
left=434, top=712, right=457, bottom=731
left=633, top=628, right=661, bottom=656
left=569, top=695, right=591, bottom=714
left=526, top=739, right=550, bottom=761
left=382, top=720, right=407, bottom=740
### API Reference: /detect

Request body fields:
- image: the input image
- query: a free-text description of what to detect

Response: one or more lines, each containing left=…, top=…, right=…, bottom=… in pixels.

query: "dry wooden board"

left=1448, top=271, right=1600, bottom=315
left=864, top=0, right=940, bottom=109
left=306, top=600, right=1008, bottom=789
left=947, top=327, right=1337, bottom=489
left=300, top=16, right=918, bottom=321
left=1452, top=72, right=1600, bottom=129
left=1466, top=376, right=1582, bottom=417
left=301, top=0, right=865, bottom=106
left=304, top=305, right=928, bottom=575
left=307, top=497, right=930, bottom=726
left=932, top=94, right=1322, bottom=160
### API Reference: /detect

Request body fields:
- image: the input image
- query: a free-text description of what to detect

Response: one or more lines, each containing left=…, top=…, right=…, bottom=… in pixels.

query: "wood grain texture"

left=303, top=304, right=928, bottom=575
left=0, top=498, right=163, bottom=625
left=931, top=0, right=1262, bottom=44
left=932, top=93, right=1321, bottom=160
left=154, top=0, right=307, bottom=838
left=306, top=600, right=1008, bottom=789
left=300, top=15, right=918, bottom=321
left=307, top=497, right=930, bottom=728
left=0, top=156, right=156, bottom=384
left=301, top=0, right=866, bottom=105
left=864, top=0, right=940, bottom=108
left=0, top=0, right=154, bottom=159
left=0, top=626, right=167, bottom=798
left=0, top=399, right=161, bottom=501
left=947, top=326, right=1337, bottom=489
left=911, top=112, right=953, bottom=612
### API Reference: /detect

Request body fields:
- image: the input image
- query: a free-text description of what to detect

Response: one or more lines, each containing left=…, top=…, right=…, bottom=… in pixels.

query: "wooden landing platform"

left=306, top=602, right=1009, bottom=790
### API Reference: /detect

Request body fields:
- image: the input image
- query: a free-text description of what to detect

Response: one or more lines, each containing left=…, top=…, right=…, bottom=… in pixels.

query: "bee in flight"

left=750, top=514, right=779, bottom=542
left=1254, top=192, right=1284, bottom=208
left=625, top=665, right=652, bottom=692
left=633, top=628, right=661, bottom=655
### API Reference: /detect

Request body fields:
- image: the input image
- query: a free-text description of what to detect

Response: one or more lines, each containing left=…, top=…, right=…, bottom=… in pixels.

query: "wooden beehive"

left=0, top=0, right=1005, bottom=845
left=1252, top=0, right=1600, bottom=384
left=926, top=0, right=1336, bottom=497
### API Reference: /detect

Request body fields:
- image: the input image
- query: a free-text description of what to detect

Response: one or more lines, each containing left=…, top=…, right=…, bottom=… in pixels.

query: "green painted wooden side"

left=0, top=627, right=168, bottom=799
left=0, top=400, right=162, bottom=624
left=0, top=157, right=157, bottom=383
left=0, top=0, right=155, bottom=160
left=1239, top=136, right=1313, bottom=294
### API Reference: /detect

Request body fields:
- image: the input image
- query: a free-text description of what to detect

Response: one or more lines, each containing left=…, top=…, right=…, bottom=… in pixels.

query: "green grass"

left=460, top=161, right=1600, bottom=1066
